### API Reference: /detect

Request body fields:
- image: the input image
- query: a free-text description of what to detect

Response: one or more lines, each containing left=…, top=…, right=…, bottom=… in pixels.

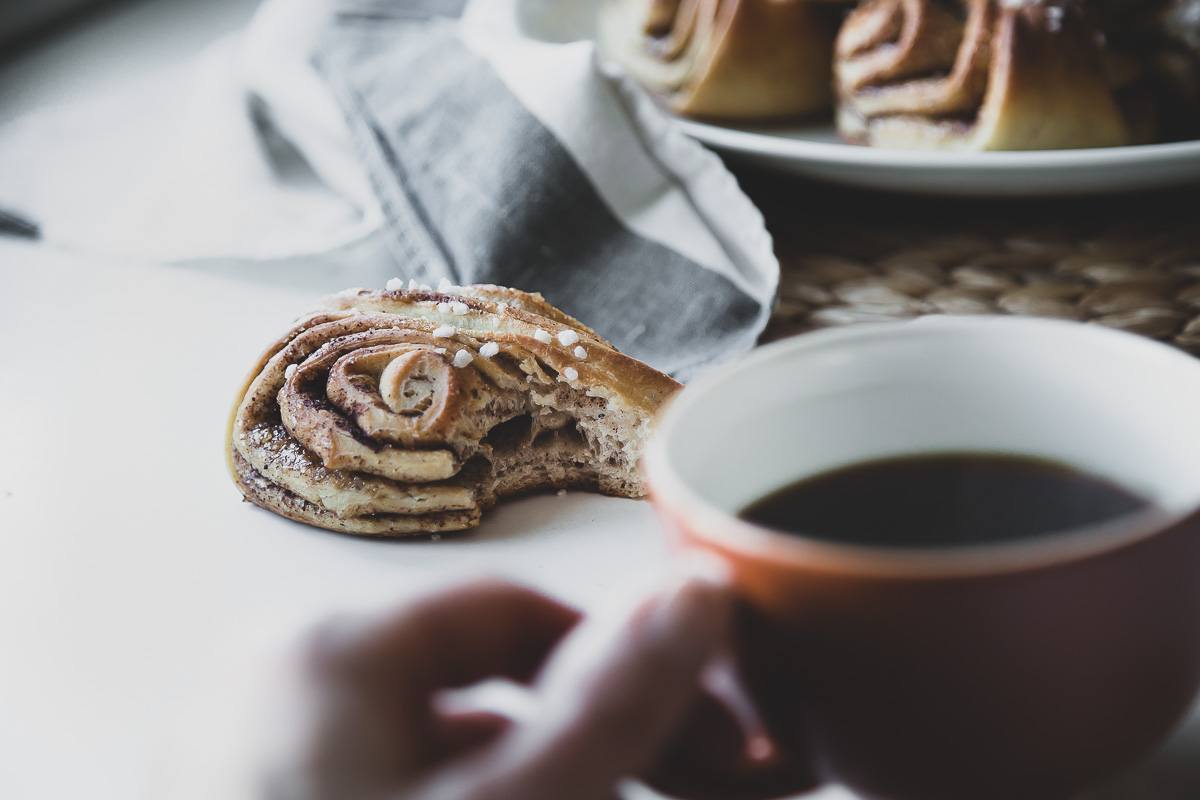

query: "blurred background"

left=0, top=0, right=256, bottom=120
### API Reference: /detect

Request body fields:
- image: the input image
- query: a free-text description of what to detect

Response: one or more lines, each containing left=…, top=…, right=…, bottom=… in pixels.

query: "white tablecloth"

left=0, top=241, right=677, bottom=797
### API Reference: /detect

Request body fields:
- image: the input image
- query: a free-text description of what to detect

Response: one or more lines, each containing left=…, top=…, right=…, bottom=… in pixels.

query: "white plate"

left=677, top=118, right=1200, bottom=197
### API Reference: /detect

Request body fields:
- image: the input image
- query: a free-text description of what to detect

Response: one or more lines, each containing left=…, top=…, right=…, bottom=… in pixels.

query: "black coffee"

left=739, top=453, right=1150, bottom=548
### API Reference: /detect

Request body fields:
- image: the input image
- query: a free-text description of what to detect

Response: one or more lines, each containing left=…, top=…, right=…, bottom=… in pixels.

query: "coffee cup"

left=643, top=317, right=1200, bottom=800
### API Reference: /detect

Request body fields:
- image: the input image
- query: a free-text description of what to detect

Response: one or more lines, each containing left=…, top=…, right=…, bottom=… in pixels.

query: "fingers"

left=306, top=578, right=581, bottom=696
left=432, top=710, right=511, bottom=758
left=292, top=572, right=807, bottom=800
left=292, top=579, right=580, bottom=782
left=521, top=571, right=733, bottom=789
left=416, top=568, right=733, bottom=800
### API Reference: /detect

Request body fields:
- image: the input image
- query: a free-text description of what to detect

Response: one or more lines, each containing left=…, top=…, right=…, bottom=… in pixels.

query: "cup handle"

left=641, top=656, right=820, bottom=799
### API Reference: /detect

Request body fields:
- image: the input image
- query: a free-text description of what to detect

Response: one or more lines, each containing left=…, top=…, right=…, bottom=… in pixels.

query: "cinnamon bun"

left=598, top=0, right=841, bottom=120
left=227, top=285, right=681, bottom=537
left=834, top=0, right=1138, bottom=150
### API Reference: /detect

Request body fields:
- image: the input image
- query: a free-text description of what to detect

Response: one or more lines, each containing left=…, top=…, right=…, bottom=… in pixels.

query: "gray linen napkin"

left=310, top=0, right=776, bottom=377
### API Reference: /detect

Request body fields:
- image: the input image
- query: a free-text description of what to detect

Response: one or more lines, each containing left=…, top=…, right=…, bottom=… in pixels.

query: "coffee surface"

left=739, top=453, right=1150, bottom=547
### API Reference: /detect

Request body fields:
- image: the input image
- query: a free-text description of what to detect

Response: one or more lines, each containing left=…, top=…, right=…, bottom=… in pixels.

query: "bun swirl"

left=835, top=0, right=1137, bottom=150
left=598, top=0, right=839, bottom=120
left=227, top=286, right=680, bottom=537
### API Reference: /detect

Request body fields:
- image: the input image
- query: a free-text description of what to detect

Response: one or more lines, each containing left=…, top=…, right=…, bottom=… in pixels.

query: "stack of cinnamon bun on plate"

left=598, top=0, right=1200, bottom=150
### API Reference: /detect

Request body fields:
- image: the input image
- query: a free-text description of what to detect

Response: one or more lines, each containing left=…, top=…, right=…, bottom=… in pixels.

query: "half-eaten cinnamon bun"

left=227, top=285, right=681, bottom=537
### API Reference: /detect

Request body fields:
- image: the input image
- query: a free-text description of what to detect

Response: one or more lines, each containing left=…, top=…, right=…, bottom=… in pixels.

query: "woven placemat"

left=735, top=168, right=1200, bottom=352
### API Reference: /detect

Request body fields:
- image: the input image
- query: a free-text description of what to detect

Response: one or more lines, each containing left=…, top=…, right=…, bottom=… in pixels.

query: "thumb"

left=493, top=564, right=732, bottom=799
left=416, top=563, right=733, bottom=800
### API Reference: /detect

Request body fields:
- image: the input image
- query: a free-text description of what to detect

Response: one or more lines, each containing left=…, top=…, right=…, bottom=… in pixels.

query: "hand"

left=260, top=573, right=813, bottom=800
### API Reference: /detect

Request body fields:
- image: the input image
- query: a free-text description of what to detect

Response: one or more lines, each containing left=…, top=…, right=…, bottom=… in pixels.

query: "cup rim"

left=643, top=317, right=1200, bottom=579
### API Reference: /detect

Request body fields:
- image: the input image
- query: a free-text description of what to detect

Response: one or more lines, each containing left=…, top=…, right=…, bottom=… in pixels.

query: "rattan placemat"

left=737, top=168, right=1200, bottom=352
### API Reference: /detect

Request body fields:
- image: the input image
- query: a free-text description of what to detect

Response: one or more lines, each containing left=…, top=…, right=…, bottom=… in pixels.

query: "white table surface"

left=0, top=2, right=1197, bottom=799
left=0, top=240, right=676, bottom=798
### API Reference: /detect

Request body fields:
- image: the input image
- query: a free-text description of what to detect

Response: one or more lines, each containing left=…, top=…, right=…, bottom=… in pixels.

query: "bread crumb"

left=557, top=330, right=580, bottom=346
left=563, top=366, right=579, bottom=381
left=284, top=364, right=298, bottom=379
left=480, top=342, right=500, bottom=358
left=498, top=302, right=509, bottom=312
left=450, top=301, right=470, bottom=315
left=432, top=325, right=455, bottom=338
left=438, top=277, right=456, bottom=292
left=385, top=277, right=405, bottom=291
left=534, top=329, right=553, bottom=344
left=452, top=349, right=473, bottom=368
left=437, top=302, right=452, bottom=313
left=573, top=346, right=587, bottom=360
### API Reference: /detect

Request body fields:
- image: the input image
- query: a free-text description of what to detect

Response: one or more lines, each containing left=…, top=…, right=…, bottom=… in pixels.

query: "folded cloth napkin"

left=0, top=0, right=777, bottom=377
